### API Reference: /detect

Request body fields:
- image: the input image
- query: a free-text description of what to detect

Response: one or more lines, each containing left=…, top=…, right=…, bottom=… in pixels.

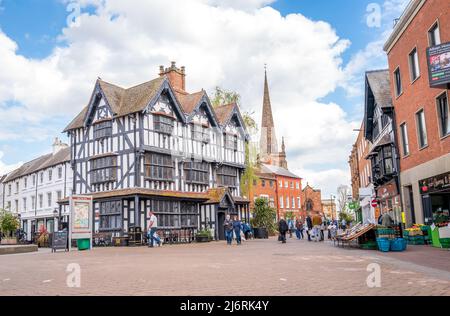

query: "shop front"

left=419, top=171, right=450, bottom=226
left=376, top=179, right=402, bottom=224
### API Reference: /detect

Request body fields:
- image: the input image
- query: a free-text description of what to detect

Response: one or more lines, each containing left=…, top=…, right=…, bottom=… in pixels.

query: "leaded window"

left=192, top=124, right=210, bottom=143
left=99, top=200, right=122, bottom=231
left=144, top=153, right=174, bottom=181
left=184, top=161, right=209, bottom=184
left=93, top=120, right=112, bottom=140
left=224, top=134, right=238, bottom=151
left=382, top=146, right=394, bottom=175
left=217, top=165, right=237, bottom=187
left=154, top=115, right=174, bottom=135
left=90, top=156, right=117, bottom=184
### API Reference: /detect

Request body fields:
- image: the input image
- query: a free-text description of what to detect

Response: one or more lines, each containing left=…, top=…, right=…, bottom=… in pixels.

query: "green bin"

left=431, top=227, right=441, bottom=248
left=77, top=239, right=91, bottom=251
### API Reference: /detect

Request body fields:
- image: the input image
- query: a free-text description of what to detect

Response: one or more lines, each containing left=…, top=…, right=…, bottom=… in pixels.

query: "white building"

left=0, top=138, right=73, bottom=241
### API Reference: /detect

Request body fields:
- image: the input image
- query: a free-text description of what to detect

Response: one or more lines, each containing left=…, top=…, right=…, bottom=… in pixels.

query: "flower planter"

left=195, top=236, right=211, bottom=243
left=253, top=228, right=268, bottom=239
left=0, top=238, right=17, bottom=245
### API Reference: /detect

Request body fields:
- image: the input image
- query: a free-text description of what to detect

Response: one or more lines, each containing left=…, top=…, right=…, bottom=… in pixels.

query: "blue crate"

left=376, top=238, right=390, bottom=252
left=390, top=238, right=407, bottom=252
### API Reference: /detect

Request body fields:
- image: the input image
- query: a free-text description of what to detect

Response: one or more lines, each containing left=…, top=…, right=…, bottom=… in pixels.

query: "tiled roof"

left=175, top=90, right=205, bottom=115
left=259, top=164, right=301, bottom=179
left=3, top=147, right=70, bottom=183
left=57, top=187, right=250, bottom=205
left=64, top=77, right=165, bottom=132
left=366, top=70, right=392, bottom=108
left=214, top=103, right=236, bottom=125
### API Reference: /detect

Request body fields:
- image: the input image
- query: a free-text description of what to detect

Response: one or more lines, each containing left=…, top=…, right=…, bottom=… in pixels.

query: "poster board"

left=52, top=230, right=68, bottom=252
left=70, top=195, right=93, bottom=250
left=426, top=42, right=450, bottom=88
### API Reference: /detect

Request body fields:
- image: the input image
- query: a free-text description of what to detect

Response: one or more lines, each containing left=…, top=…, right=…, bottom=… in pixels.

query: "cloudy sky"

left=0, top=0, right=409, bottom=197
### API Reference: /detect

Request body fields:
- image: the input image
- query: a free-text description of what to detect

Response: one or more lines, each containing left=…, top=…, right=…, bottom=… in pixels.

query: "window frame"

left=428, top=21, right=441, bottom=47
left=144, top=153, right=175, bottom=182
left=415, top=108, right=428, bottom=149
left=183, top=160, right=209, bottom=185
left=393, top=67, right=403, bottom=98
left=216, top=165, right=237, bottom=187
left=436, top=91, right=449, bottom=139
left=153, top=114, right=175, bottom=135
left=93, top=120, right=113, bottom=140
left=408, top=47, right=420, bottom=83
left=89, top=155, right=118, bottom=185
left=400, top=122, right=410, bottom=157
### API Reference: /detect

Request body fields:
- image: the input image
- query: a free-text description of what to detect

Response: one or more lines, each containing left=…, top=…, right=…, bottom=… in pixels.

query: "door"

left=217, top=211, right=225, bottom=241
left=407, top=186, right=416, bottom=224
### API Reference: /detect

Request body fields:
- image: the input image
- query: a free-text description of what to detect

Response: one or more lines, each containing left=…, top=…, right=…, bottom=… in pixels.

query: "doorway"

left=217, top=211, right=225, bottom=240
left=406, top=186, right=416, bottom=224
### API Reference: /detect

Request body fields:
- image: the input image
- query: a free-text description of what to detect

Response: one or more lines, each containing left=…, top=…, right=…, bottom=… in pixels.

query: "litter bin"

left=77, top=238, right=91, bottom=251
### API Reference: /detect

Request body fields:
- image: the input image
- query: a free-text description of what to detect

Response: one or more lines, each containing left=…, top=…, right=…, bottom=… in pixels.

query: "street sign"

left=371, top=199, right=378, bottom=208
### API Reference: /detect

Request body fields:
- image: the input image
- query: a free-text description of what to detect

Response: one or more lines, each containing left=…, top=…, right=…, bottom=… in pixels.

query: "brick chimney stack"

left=159, top=61, right=186, bottom=92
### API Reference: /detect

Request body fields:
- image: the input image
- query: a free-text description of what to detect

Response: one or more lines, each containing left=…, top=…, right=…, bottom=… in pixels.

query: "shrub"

left=0, top=209, right=20, bottom=237
left=251, top=198, right=277, bottom=234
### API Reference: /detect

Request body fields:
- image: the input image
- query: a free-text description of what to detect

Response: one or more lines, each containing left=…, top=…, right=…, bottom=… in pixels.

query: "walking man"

left=147, top=211, right=159, bottom=247
left=278, top=217, right=289, bottom=244
left=233, top=216, right=242, bottom=245
left=306, top=213, right=313, bottom=241
left=224, top=214, right=233, bottom=245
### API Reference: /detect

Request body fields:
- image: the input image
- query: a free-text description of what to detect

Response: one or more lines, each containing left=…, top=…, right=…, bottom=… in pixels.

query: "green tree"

left=251, top=198, right=277, bottom=234
left=0, top=209, right=20, bottom=237
left=338, top=211, right=354, bottom=224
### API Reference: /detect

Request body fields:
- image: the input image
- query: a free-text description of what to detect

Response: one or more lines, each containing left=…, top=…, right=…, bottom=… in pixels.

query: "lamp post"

left=330, top=194, right=336, bottom=221
left=53, top=208, right=59, bottom=232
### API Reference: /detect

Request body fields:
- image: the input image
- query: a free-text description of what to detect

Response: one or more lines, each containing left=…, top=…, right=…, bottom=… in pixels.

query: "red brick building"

left=301, top=184, right=322, bottom=217
left=383, top=0, right=450, bottom=226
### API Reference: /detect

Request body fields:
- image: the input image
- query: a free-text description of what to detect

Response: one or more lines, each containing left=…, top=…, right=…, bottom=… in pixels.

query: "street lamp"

left=53, top=208, right=59, bottom=232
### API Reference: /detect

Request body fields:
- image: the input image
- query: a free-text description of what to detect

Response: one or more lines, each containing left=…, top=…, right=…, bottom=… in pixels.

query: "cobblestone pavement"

left=1, top=237, right=449, bottom=296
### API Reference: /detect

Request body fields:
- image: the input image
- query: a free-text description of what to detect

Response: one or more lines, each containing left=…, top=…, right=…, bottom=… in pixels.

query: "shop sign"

left=427, top=42, right=450, bottom=88
left=419, top=172, right=450, bottom=194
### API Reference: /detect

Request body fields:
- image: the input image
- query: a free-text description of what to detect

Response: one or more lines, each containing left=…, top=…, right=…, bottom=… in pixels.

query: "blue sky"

left=0, top=0, right=408, bottom=195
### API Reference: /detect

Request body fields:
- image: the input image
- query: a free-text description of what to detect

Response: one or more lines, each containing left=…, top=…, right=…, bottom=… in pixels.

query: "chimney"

left=52, top=137, right=68, bottom=155
left=159, top=61, right=186, bottom=92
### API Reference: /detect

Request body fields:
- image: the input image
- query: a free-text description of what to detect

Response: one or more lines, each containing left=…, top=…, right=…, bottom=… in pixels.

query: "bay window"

left=184, top=161, right=209, bottom=184
left=154, top=115, right=174, bottom=135
left=90, top=155, right=118, bottom=184
left=144, top=153, right=174, bottom=181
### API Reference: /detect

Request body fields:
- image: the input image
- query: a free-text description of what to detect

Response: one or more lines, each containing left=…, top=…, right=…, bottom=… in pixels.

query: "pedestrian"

left=306, top=214, right=313, bottom=241
left=341, top=218, right=347, bottom=230
left=224, top=214, right=234, bottom=245
left=232, top=216, right=242, bottom=245
left=381, top=210, right=394, bottom=227
left=320, top=214, right=326, bottom=241
left=288, top=218, right=294, bottom=238
left=278, top=217, right=289, bottom=243
left=147, top=211, right=160, bottom=248
left=312, top=213, right=322, bottom=242
left=295, top=217, right=304, bottom=240
left=242, top=221, right=253, bottom=240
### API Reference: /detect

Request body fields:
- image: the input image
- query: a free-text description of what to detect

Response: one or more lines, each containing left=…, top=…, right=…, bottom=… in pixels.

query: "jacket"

left=279, top=219, right=289, bottom=233
left=306, top=216, right=313, bottom=229
left=224, top=219, right=233, bottom=232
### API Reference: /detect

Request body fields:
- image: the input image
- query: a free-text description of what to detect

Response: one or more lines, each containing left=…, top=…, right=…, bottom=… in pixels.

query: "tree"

left=210, top=87, right=259, bottom=198
left=337, top=185, right=351, bottom=214
left=0, top=209, right=20, bottom=238
left=251, top=198, right=277, bottom=234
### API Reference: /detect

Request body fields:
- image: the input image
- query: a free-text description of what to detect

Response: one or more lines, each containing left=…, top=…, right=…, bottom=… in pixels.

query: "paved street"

left=1, top=238, right=449, bottom=296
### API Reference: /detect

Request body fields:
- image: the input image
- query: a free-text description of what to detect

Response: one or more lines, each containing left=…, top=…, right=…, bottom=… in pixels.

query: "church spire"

left=260, top=66, right=278, bottom=158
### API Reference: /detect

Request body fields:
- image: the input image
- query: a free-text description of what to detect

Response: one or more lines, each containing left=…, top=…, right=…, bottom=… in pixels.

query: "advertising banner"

left=427, top=42, right=450, bottom=87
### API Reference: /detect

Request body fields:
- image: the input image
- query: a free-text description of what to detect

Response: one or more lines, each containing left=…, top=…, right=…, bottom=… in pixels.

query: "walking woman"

left=295, top=217, right=304, bottom=240
left=224, top=215, right=234, bottom=245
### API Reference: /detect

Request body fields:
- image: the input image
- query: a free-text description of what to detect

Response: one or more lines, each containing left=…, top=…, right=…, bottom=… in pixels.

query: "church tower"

left=259, top=67, right=289, bottom=169
left=260, top=67, right=278, bottom=163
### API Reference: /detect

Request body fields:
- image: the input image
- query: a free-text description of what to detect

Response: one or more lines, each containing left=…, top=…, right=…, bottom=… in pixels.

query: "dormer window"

left=225, top=133, right=238, bottom=151
left=94, top=120, right=112, bottom=140
left=154, top=114, right=174, bottom=135
left=192, top=123, right=210, bottom=143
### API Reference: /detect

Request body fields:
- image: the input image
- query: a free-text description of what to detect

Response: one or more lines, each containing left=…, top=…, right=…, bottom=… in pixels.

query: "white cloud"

left=0, top=0, right=362, bottom=196
left=0, top=151, right=22, bottom=176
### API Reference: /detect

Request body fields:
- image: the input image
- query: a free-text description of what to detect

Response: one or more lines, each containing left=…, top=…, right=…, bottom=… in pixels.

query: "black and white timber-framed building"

left=59, top=62, right=250, bottom=241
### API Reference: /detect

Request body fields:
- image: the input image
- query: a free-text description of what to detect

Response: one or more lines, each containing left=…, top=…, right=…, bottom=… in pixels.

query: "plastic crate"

left=390, top=238, right=407, bottom=251
left=439, top=238, right=450, bottom=249
left=376, top=238, right=390, bottom=252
